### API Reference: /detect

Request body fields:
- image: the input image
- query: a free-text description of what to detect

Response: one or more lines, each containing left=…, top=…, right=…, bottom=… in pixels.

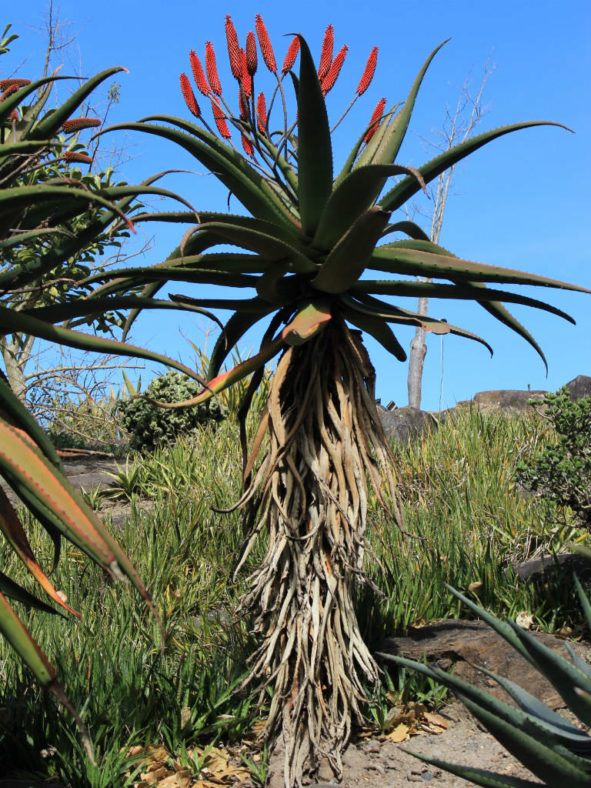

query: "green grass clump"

left=2, top=407, right=590, bottom=784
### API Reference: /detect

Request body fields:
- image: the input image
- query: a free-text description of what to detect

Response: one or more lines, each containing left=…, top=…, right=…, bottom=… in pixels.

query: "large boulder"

left=458, top=389, right=547, bottom=413
left=379, top=618, right=591, bottom=708
left=377, top=405, right=438, bottom=443
left=564, top=375, right=591, bottom=401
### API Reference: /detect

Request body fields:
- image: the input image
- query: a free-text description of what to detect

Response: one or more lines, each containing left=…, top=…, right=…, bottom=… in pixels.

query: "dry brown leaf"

left=423, top=711, right=450, bottom=730
left=385, top=722, right=410, bottom=742
left=157, top=773, right=192, bottom=788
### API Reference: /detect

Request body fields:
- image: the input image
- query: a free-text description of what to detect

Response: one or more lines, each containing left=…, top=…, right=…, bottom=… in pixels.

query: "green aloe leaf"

left=145, top=338, right=284, bottom=409
left=28, top=67, right=127, bottom=139
left=402, top=751, right=552, bottom=788
left=340, top=305, right=406, bottom=361
left=0, top=572, right=63, bottom=617
left=0, top=590, right=57, bottom=687
left=477, top=299, right=548, bottom=373
left=196, top=221, right=316, bottom=272
left=208, top=302, right=276, bottom=378
left=104, top=121, right=295, bottom=228
left=459, top=695, right=591, bottom=785
left=295, top=34, right=333, bottom=236
left=25, top=296, right=223, bottom=330
left=380, top=120, right=572, bottom=213
left=477, top=668, right=591, bottom=749
left=281, top=301, right=332, bottom=346
left=0, top=376, right=61, bottom=467
left=0, top=305, right=207, bottom=385
left=575, top=575, right=591, bottom=631
left=505, top=620, right=591, bottom=725
left=0, top=487, right=79, bottom=617
left=370, top=244, right=591, bottom=294
left=313, top=164, right=425, bottom=251
left=312, top=208, right=390, bottom=293
left=0, top=73, right=71, bottom=122
left=352, top=280, right=574, bottom=322
left=356, top=41, right=449, bottom=171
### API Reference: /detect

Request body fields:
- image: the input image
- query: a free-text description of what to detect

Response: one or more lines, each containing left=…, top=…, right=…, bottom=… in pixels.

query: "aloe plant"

left=379, top=580, right=591, bottom=787
left=88, top=16, right=587, bottom=785
left=0, top=25, right=225, bottom=761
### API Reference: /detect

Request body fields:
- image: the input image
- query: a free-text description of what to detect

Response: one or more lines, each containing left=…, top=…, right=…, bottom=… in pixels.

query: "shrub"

left=118, top=370, right=225, bottom=452
left=516, top=388, right=591, bottom=530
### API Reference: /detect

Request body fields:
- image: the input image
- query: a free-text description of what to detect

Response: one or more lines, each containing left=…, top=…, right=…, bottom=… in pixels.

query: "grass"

left=2, top=406, right=590, bottom=784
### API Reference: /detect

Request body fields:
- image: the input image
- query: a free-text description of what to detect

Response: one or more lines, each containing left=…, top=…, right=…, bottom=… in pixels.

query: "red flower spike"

left=225, top=15, right=242, bottom=80
left=190, top=50, right=211, bottom=96
left=241, top=132, right=254, bottom=157
left=205, top=41, right=222, bottom=96
left=246, top=31, right=258, bottom=76
left=63, top=151, right=93, bottom=164
left=180, top=73, right=201, bottom=118
left=0, top=78, right=31, bottom=90
left=9, top=109, right=18, bottom=122
left=240, top=48, right=253, bottom=97
left=255, top=14, right=277, bottom=73
left=357, top=46, right=378, bottom=95
left=62, top=117, right=101, bottom=133
left=256, top=92, right=267, bottom=134
left=282, top=36, right=300, bottom=72
left=364, top=97, right=386, bottom=143
left=317, top=24, right=334, bottom=82
left=321, top=44, right=348, bottom=95
left=0, top=84, right=20, bottom=102
left=211, top=99, right=232, bottom=139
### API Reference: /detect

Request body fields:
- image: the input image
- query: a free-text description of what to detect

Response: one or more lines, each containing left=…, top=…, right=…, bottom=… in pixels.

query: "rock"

left=378, top=618, right=591, bottom=709
left=564, top=375, right=591, bottom=401
left=378, top=406, right=438, bottom=443
left=511, top=552, right=591, bottom=584
left=458, top=389, right=547, bottom=413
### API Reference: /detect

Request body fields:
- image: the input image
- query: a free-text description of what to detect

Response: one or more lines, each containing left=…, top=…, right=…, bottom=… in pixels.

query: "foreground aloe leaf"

left=378, top=580, right=591, bottom=787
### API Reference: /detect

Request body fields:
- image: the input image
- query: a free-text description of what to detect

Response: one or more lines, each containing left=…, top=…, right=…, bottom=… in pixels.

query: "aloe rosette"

left=379, top=581, right=591, bottom=787
left=0, top=25, right=223, bottom=760
left=89, top=16, right=587, bottom=785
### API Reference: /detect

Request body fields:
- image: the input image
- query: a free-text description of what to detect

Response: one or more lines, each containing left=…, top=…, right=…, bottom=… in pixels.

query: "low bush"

left=118, top=370, right=225, bottom=452
left=516, top=387, right=591, bottom=530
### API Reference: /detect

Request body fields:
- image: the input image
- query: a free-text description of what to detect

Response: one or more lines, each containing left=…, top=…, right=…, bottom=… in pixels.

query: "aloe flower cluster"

left=179, top=15, right=383, bottom=162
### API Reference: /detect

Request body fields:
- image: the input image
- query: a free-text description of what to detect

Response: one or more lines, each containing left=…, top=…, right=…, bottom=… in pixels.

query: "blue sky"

left=9, top=1, right=591, bottom=411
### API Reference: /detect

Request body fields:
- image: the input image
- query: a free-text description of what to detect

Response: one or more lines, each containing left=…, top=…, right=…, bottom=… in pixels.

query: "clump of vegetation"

left=517, top=388, right=591, bottom=530
left=118, top=370, right=226, bottom=452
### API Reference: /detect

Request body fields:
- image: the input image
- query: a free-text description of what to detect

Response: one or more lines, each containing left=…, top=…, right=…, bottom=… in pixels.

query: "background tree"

left=407, top=60, right=493, bottom=409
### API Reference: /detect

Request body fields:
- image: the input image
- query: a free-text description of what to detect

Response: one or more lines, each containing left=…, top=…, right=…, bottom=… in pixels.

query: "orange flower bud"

left=255, top=14, right=277, bottom=73
left=225, top=15, right=242, bottom=80
left=321, top=45, right=348, bottom=95
left=246, top=31, right=258, bottom=76
left=190, top=50, right=211, bottom=96
left=61, top=117, right=101, bottom=133
left=63, top=151, right=93, bottom=164
left=180, top=73, right=201, bottom=118
left=357, top=47, right=378, bottom=95
left=282, top=36, right=300, bottom=73
left=256, top=92, right=267, bottom=134
left=317, top=25, right=334, bottom=82
left=205, top=41, right=222, bottom=96
left=211, top=99, right=231, bottom=139
left=364, top=97, right=386, bottom=143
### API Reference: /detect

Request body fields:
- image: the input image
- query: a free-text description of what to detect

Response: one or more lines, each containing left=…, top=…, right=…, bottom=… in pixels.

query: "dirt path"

left=265, top=701, right=541, bottom=787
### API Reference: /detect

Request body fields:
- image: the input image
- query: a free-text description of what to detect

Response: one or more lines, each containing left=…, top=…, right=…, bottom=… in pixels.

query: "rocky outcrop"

left=377, top=405, right=438, bottom=443
left=377, top=375, right=591, bottom=441
left=457, top=389, right=547, bottom=413
left=378, top=618, right=591, bottom=709
left=564, top=375, right=591, bottom=401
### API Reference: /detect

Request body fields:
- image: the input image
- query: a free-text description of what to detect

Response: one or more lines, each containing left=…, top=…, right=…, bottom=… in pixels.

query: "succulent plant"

left=379, top=580, right=591, bottom=787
